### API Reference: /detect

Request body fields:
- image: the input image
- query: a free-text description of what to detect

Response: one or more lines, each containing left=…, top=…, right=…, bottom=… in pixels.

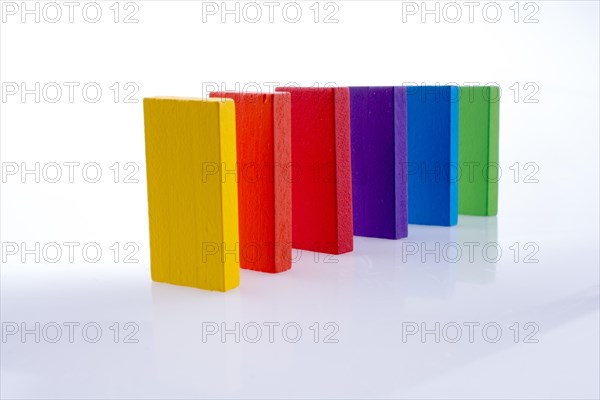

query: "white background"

left=1, top=0, right=599, bottom=398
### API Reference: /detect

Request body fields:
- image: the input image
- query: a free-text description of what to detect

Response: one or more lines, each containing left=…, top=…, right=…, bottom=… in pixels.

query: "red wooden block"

left=275, top=87, right=353, bottom=255
left=210, top=92, right=292, bottom=273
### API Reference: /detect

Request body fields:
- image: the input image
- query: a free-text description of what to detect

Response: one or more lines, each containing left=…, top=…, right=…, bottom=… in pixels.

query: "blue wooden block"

left=407, top=86, right=459, bottom=226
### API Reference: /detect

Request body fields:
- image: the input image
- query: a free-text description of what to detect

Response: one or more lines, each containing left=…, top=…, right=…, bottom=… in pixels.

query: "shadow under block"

left=407, top=86, right=459, bottom=226
left=143, top=97, right=240, bottom=292
left=209, top=92, right=292, bottom=273
left=458, top=86, right=500, bottom=216
left=275, top=87, right=353, bottom=255
left=350, top=87, right=408, bottom=239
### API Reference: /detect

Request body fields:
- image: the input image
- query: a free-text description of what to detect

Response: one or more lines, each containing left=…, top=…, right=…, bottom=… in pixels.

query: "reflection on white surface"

left=1, top=215, right=598, bottom=398
left=456, top=217, right=497, bottom=285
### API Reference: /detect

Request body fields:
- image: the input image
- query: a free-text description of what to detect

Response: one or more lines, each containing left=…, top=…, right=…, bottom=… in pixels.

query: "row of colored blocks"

left=143, top=86, right=499, bottom=292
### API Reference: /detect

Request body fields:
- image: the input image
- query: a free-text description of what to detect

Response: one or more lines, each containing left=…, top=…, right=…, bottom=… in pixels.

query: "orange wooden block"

left=210, top=92, right=292, bottom=273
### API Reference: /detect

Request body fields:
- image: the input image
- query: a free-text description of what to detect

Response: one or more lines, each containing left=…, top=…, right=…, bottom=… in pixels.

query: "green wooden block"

left=458, top=86, right=500, bottom=216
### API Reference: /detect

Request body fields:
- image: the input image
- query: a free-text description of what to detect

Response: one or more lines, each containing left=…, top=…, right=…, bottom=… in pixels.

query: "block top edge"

left=459, top=85, right=501, bottom=89
left=209, top=91, right=290, bottom=98
left=275, top=87, right=349, bottom=92
left=144, top=96, right=234, bottom=103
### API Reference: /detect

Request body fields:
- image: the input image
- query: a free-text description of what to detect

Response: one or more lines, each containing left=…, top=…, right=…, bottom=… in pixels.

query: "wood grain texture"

left=143, top=97, right=240, bottom=292
left=275, top=87, right=353, bottom=255
left=458, top=86, right=500, bottom=216
left=209, top=92, right=292, bottom=273
left=350, top=86, right=408, bottom=239
left=407, top=86, right=459, bottom=226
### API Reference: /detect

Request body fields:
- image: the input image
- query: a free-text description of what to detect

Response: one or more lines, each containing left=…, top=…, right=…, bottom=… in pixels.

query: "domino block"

left=143, top=97, right=240, bottom=292
left=407, top=86, right=459, bottom=226
left=458, top=86, right=500, bottom=216
left=350, top=86, right=408, bottom=239
left=275, top=87, right=353, bottom=254
left=209, top=92, right=292, bottom=273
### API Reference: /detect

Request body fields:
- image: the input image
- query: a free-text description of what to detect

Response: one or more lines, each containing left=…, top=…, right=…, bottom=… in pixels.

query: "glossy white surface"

left=1, top=1, right=599, bottom=398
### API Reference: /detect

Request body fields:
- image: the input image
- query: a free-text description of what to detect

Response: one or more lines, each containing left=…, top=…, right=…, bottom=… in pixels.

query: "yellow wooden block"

left=143, top=97, right=240, bottom=292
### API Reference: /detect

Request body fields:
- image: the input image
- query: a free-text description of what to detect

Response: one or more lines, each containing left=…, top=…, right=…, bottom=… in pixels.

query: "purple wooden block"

left=350, top=87, right=408, bottom=239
